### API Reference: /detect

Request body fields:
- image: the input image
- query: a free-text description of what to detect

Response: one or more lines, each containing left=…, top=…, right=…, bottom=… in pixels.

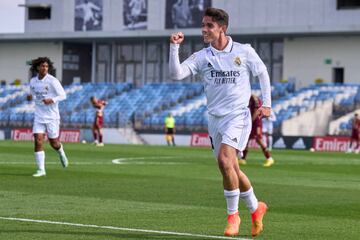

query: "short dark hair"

left=204, top=7, right=229, bottom=27
left=30, top=57, right=54, bottom=74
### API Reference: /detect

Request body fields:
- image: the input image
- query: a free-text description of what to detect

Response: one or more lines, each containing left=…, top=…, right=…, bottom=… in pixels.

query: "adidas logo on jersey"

left=207, top=62, right=213, bottom=68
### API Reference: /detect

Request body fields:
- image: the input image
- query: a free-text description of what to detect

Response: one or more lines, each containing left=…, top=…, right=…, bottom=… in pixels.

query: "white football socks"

left=240, top=187, right=258, bottom=213
left=224, top=189, right=240, bottom=215
left=34, top=151, right=45, bottom=171
left=268, top=135, right=273, bottom=150
left=57, top=144, right=65, bottom=156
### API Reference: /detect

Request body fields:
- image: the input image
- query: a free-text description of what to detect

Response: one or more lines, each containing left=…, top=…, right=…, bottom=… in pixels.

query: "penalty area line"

left=0, top=216, right=249, bottom=240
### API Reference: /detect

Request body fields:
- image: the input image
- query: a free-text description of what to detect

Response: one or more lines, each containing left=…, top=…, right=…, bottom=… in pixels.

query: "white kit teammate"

left=263, top=110, right=277, bottom=151
left=28, top=57, right=69, bottom=177
left=169, top=8, right=272, bottom=237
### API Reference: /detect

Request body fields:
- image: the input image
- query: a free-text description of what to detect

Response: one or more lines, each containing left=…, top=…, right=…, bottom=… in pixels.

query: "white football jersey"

left=263, top=110, right=276, bottom=133
left=269, top=110, right=277, bottom=121
left=183, top=37, right=268, bottom=117
left=29, top=74, right=66, bottom=123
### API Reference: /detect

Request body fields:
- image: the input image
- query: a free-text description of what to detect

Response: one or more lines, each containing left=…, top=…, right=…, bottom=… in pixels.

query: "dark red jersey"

left=249, top=95, right=263, bottom=139
left=92, top=99, right=107, bottom=128
left=351, top=118, right=360, bottom=140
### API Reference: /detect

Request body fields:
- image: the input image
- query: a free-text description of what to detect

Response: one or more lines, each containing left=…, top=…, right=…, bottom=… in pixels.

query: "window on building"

left=96, top=44, right=111, bottom=82
left=259, top=42, right=271, bottom=63
left=146, top=43, right=161, bottom=83
left=28, top=6, right=51, bottom=20
left=115, top=44, right=143, bottom=84
left=337, top=0, right=360, bottom=9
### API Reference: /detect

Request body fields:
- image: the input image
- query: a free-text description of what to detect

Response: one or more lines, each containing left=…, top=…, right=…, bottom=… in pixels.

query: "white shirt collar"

left=210, top=36, right=233, bottom=54
left=37, top=73, right=48, bottom=81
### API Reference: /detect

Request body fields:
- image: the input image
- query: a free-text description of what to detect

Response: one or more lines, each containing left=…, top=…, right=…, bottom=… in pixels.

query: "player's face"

left=201, top=16, right=225, bottom=44
left=37, top=62, right=49, bottom=77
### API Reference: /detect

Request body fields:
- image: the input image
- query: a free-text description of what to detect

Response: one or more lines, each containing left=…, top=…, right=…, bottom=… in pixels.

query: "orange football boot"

left=251, top=202, right=268, bottom=237
left=224, top=212, right=241, bottom=236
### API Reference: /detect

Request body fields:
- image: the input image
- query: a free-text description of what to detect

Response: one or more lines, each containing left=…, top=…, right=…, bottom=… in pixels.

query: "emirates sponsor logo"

left=12, top=128, right=33, bottom=141
left=313, top=136, right=350, bottom=152
left=11, top=128, right=80, bottom=142
left=191, top=132, right=211, bottom=147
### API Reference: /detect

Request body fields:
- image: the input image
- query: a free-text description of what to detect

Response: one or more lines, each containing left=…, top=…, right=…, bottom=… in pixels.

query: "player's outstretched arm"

left=169, top=32, right=191, bottom=80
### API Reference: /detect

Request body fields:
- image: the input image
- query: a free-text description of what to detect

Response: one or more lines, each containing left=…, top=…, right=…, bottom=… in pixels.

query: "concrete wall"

left=25, top=0, right=68, bottom=32
left=24, top=0, right=360, bottom=34
left=0, top=42, right=62, bottom=84
left=140, top=134, right=191, bottom=146
left=81, top=128, right=193, bottom=146
left=283, top=36, right=360, bottom=89
left=282, top=101, right=333, bottom=136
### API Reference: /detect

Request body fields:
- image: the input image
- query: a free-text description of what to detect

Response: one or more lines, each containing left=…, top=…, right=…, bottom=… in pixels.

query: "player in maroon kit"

left=239, top=94, right=274, bottom=167
left=346, top=113, right=360, bottom=153
left=90, top=96, right=107, bottom=147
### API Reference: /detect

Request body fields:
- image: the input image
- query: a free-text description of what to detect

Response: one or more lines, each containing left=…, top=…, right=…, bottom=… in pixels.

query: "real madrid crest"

left=234, top=56, right=241, bottom=66
left=45, top=85, right=49, bottom=91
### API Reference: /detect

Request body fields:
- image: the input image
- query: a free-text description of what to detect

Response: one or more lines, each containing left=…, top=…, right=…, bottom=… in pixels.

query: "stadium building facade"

left=0, top=0, right=360, bottom=89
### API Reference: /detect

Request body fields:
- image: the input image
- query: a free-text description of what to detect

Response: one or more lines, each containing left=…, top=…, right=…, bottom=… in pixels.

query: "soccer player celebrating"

left=169, top=7, right=270, bottom=237
left=28, top=57, right=68, bottom=177
left=239, top=94, right=275, bottom=167
left=90, top=96, right=107, bottom=147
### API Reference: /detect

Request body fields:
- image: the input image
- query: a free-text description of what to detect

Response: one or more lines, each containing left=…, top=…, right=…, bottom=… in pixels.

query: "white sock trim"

left=224, top=189, right=240, bottom=215
left=239, top=187, right=258, bottom=213
left=224, top=189, right=240, bottom=197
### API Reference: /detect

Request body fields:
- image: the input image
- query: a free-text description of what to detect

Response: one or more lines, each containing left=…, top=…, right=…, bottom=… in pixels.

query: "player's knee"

left=49, top=139, right=60, bottom=149
left=34, top=135, right=43, bottom=146
left=217, top=155, right=233, bottom=172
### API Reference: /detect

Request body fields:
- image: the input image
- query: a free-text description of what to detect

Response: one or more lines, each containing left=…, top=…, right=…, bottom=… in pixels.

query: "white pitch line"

left=0, top=156, right=185, bottom=165
left=0, top=162, right=110, bottom=165
left=111, top=156, right=187, bottom=165
left=0, top=216, right=249, bottom=240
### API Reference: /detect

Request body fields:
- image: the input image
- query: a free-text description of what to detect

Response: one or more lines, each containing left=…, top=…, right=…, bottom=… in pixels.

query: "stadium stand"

left=5, top=81, right=360, bottom=134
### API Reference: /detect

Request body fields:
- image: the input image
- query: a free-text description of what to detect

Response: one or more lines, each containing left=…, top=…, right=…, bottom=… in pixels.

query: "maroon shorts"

left=249, top=118, right=262, bottom=139
left=94, top=116, right=104, bottom=128
left=351, top=129, right=359, bottom=140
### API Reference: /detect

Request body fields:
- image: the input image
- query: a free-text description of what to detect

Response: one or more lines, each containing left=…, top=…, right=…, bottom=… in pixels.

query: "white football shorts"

left=33, top=120, right=60, bottom=139
left=208, top=109, right=252, bottom=159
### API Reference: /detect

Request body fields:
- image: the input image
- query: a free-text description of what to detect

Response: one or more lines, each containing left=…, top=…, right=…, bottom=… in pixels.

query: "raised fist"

left=170, top=32, right=185, bottom=44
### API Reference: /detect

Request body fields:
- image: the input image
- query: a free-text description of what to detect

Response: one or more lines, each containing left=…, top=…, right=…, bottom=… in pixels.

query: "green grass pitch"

left=0, top=140, right=359, bottom=239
